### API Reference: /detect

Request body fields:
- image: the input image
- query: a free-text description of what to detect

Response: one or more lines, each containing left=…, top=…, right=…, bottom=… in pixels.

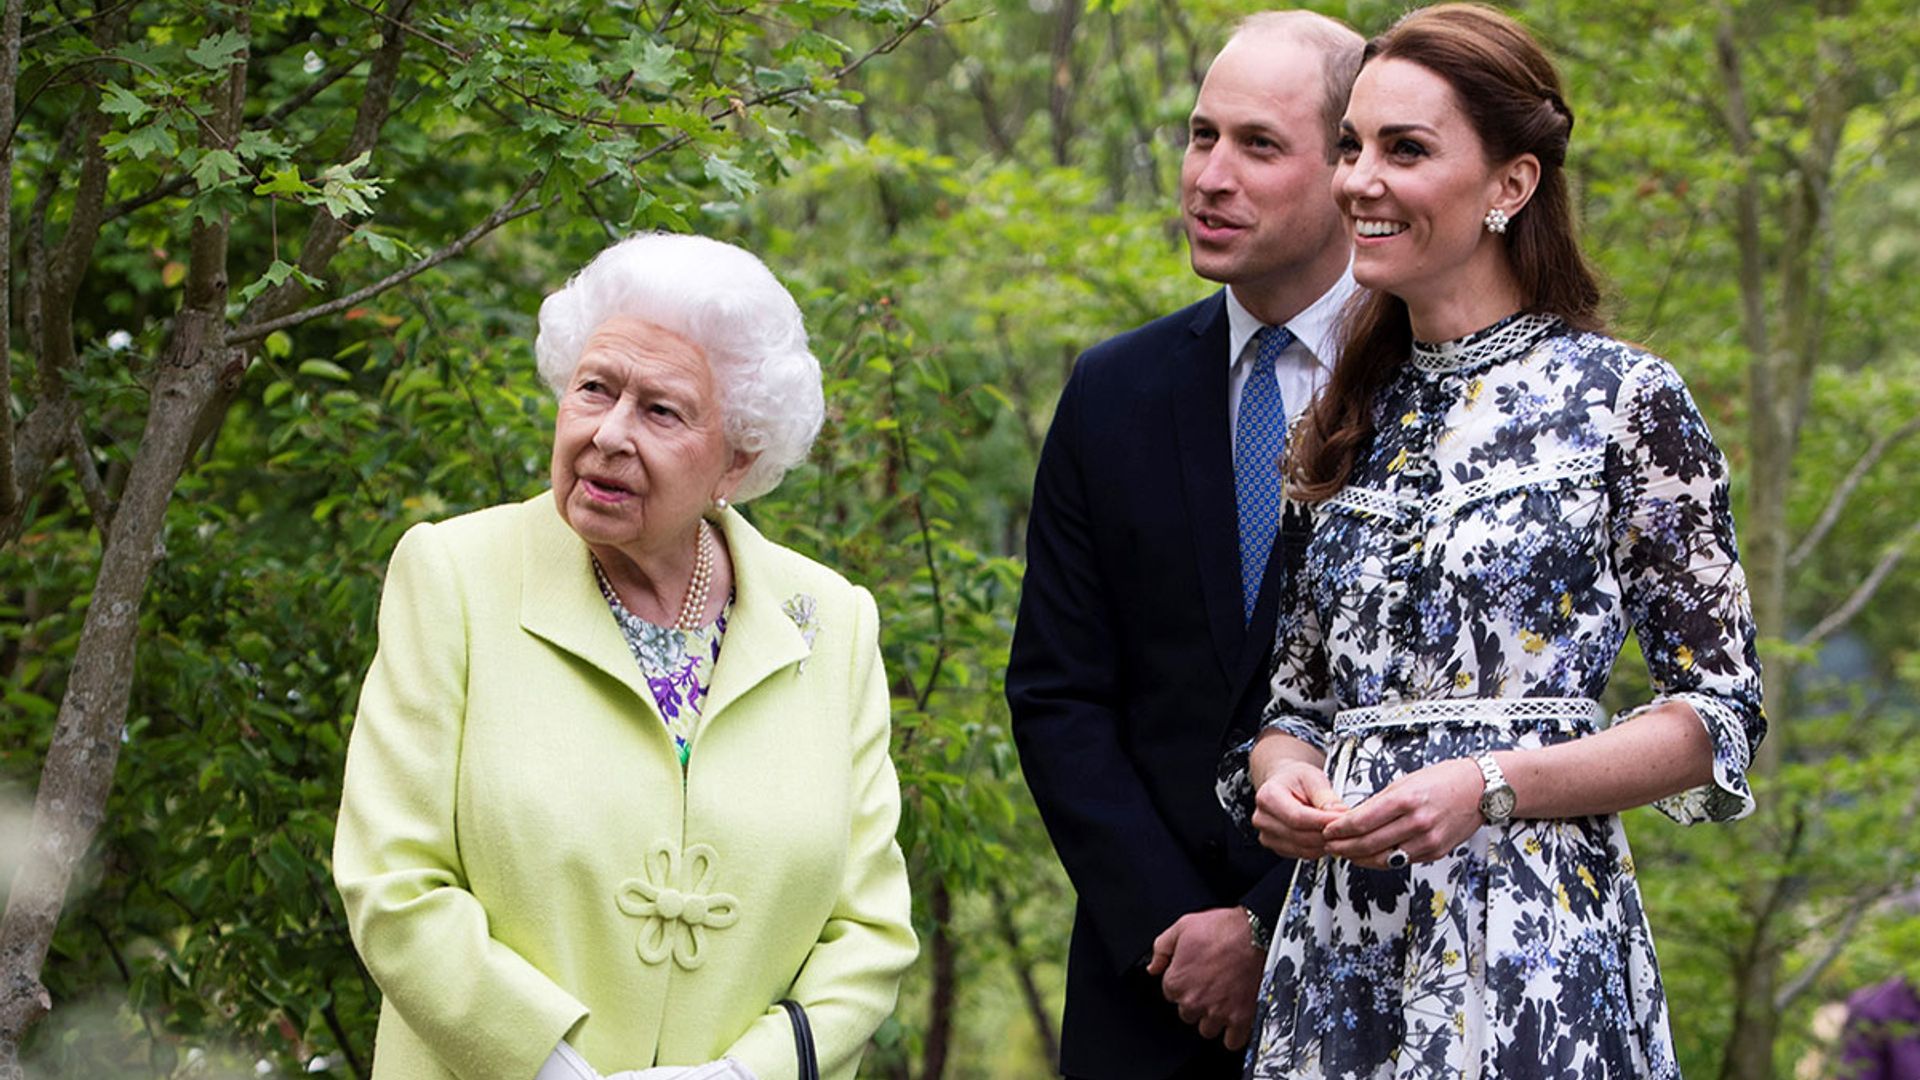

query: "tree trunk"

left=1718, top=950, right=1780, bottom=1080
left=921, top=879, right=956, bottom=1080
left=989, top=881, right=1059, bottom=1070
left=0, top=318, right=234, bottom=1077
left=0, top=0, right=21, bottom=517
left=0, top=7, right=247, bottom=1067
left=1047, top=0, right=1083, bottom=168
left=1711, top=3, right=1857, bottom=1076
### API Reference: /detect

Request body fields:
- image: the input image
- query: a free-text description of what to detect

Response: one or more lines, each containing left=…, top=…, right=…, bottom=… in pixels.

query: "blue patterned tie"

left=1235, top=325, right=1293, bottom=622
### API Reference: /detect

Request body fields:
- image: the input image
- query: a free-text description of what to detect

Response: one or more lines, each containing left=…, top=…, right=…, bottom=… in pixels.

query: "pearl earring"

left=712, top=495, right=730, bottom=513
left=1483, top=208, right=1510, bottom=235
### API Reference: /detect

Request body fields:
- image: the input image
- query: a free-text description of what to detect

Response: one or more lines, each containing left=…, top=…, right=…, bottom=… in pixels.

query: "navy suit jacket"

left=1008, top=291, right=1299, bottom=1078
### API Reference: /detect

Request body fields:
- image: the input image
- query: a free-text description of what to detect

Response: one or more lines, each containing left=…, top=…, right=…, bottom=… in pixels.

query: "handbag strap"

left=777, top=999, right=819, bottom=1080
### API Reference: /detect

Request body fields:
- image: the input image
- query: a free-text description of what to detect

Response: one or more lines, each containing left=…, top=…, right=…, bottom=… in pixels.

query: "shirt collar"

left=1223, top=263, right=1357, bottom=371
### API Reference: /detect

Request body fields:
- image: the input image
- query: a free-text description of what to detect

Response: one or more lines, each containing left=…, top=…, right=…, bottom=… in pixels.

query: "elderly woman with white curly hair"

left=334, top=233, right=918, bottom=1080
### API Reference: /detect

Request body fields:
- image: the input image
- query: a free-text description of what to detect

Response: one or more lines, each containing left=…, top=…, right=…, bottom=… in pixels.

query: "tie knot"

left=1254, top=324, right=1295, bottom=363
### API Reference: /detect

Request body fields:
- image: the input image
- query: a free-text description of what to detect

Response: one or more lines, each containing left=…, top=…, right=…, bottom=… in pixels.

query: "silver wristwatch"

left=1244, top=906, right=1272, bottom=951
left=1475, top=752, right=1516, bottom=826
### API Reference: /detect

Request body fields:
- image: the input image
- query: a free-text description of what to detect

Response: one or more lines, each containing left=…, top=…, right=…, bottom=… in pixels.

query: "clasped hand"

left=1251, top=757, right=1485, bottom=869
left=1146, top=906, right=1262, bottom=1050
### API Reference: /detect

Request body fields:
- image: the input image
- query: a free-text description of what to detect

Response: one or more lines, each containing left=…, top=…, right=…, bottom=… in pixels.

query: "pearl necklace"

left=590, top=519, right=716, bottom=632
left=675, top=520, right=715, bottom=632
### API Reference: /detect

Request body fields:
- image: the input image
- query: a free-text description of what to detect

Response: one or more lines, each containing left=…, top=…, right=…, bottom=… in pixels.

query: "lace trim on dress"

left=1427, top=449, right=1605, bottom=520
left=1333, top=696, right=1607, bottom=736
left=1325, top=448, right=1605, bottom=527
left=1412, top=312, right=1562, bottom=374
left=1322, top=484, right=1419, bottom=522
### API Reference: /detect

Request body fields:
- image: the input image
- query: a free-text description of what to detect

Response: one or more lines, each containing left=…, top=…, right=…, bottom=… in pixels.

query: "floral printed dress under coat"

left=594, top=564, right=731, bottom=767
left=1218, top=314, right=1765, bottom=1079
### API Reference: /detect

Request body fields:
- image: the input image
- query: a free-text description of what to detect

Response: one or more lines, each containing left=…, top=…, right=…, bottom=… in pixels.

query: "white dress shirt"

left=1224, top=266, right=1358, bottom=444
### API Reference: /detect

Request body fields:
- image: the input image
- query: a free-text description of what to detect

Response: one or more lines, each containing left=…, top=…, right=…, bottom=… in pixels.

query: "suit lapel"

left=1168, top=292, right=1245, bottom=681
left=1230, top=500, right=1307, bottom=709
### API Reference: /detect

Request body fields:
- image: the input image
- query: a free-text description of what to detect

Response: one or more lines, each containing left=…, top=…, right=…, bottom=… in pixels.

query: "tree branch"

left=1789, top=416, right=1920, bottom=569
left=229, top=0, right=953, bottom=348
left=933, top=27, right=1018, bottom=159
left=1797, top=520, right=1920, bottom=648
left=1774, top=786, right=1920, bottom=1010
left=0, top=0, right=24, bottom=518
left=66, top=420, right=114, bottom=537
left=341, top=0, right=468, bottom=62
left=20, top=114, right=78, bottom=362
left=37, top=17, right=122, bottom=391
left=104, top=61, right=357, bottom=222
left=238, top=0, right=418, bottom=330
left=1104, top=6, right=1161, bottom=202
left=1712, top=2, right=1769, bottom=364
left=1156, top=0, right=1205, bottom=89
left=20, top=0, right=135, bottom=45
left=225, top=169, right=546, bottom=346
left=2, top=9, right=120, bottom=541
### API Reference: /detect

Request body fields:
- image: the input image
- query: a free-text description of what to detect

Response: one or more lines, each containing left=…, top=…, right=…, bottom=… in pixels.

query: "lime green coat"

left=333, top=495, right=917, bottom=1080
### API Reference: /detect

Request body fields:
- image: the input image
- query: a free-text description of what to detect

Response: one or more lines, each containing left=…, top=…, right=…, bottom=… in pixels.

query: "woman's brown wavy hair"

left=1287, top=3, right=1605, bottom=503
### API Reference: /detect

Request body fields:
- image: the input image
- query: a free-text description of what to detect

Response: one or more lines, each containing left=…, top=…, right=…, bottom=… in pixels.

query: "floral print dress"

left=1217, top=314, right=1765, bottom=1079
left=593, top=561, right=731, bottom=768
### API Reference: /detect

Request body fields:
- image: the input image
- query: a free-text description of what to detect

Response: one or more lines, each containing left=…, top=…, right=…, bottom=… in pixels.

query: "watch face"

left=1483, top=785, right=1517, bottom=822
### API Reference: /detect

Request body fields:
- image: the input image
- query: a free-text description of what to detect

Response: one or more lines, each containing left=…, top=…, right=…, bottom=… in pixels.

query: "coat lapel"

left=517, top=498, right=813, bottom=728
left=1168, top=292, right=1245, bottom=681
left=518, top=495, right=664, bottom=723
left=700, top=508, right=812, bottom=719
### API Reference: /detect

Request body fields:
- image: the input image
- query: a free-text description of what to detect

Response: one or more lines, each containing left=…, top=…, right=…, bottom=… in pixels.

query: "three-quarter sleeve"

left=722, top=585, right=917, bottom=1080
left=333, top=523, right=588, bottom=1080
left=1217, top=504, right=1339, bottom=832
left=1606, top=357, right=1766, bottom=824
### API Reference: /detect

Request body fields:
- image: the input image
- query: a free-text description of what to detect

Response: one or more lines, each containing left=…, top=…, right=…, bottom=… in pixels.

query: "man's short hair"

left=1231, top=11, right=1366, bottom=162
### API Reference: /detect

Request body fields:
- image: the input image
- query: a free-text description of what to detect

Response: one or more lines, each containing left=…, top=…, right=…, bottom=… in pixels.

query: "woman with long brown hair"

left=1215, top=5, right=1764, bottom=1076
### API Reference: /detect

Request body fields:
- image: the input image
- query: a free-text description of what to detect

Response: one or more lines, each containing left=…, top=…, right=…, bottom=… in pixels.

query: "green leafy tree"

left=1532, top=0, right=1920, bottom=1074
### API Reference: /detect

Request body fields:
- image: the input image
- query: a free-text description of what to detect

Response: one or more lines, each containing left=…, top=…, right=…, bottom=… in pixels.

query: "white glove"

left=609, top=1058, right=758, bottom=1080
left=536, top=1041, right=605, bottom=1080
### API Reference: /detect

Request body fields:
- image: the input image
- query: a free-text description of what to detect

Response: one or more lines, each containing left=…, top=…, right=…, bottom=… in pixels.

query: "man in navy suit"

left=1007, top=12, right=1364, bottom=1078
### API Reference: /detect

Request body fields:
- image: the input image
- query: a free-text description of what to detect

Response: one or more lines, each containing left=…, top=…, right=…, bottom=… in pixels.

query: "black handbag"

left=777, top=999, right=819, bottom=1080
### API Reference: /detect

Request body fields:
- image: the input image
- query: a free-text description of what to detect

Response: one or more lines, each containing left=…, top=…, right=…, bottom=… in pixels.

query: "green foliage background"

left=2, top=0, right=1916, bottom=1077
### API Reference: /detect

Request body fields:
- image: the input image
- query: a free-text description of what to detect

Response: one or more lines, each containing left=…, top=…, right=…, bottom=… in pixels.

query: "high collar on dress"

left=1411, top=312, right=1562, bottom=375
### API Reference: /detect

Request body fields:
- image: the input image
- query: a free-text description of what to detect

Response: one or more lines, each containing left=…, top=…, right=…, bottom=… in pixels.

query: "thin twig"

left=1789, top=415, right=1920, bottom=568
left=1773, top=786, right=1920, bottom=1009
left=225, top=170, right=546, bottom=345
left=21, top=0, right=135, bottom=44
left=577, top=183, right=621, bottom=241
left=66, top=420, right=114, bottom=537
left=105, top=62, right=357, bottom=221
left=1798, top=520, right=1920, bottom=647
left=342, top=0, right=468, bottom=60
left=4, top=53, right=225, bottom=157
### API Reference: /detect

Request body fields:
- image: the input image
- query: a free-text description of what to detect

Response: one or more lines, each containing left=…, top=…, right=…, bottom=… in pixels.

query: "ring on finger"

left=1386, top=848, right=1410, bottom=870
